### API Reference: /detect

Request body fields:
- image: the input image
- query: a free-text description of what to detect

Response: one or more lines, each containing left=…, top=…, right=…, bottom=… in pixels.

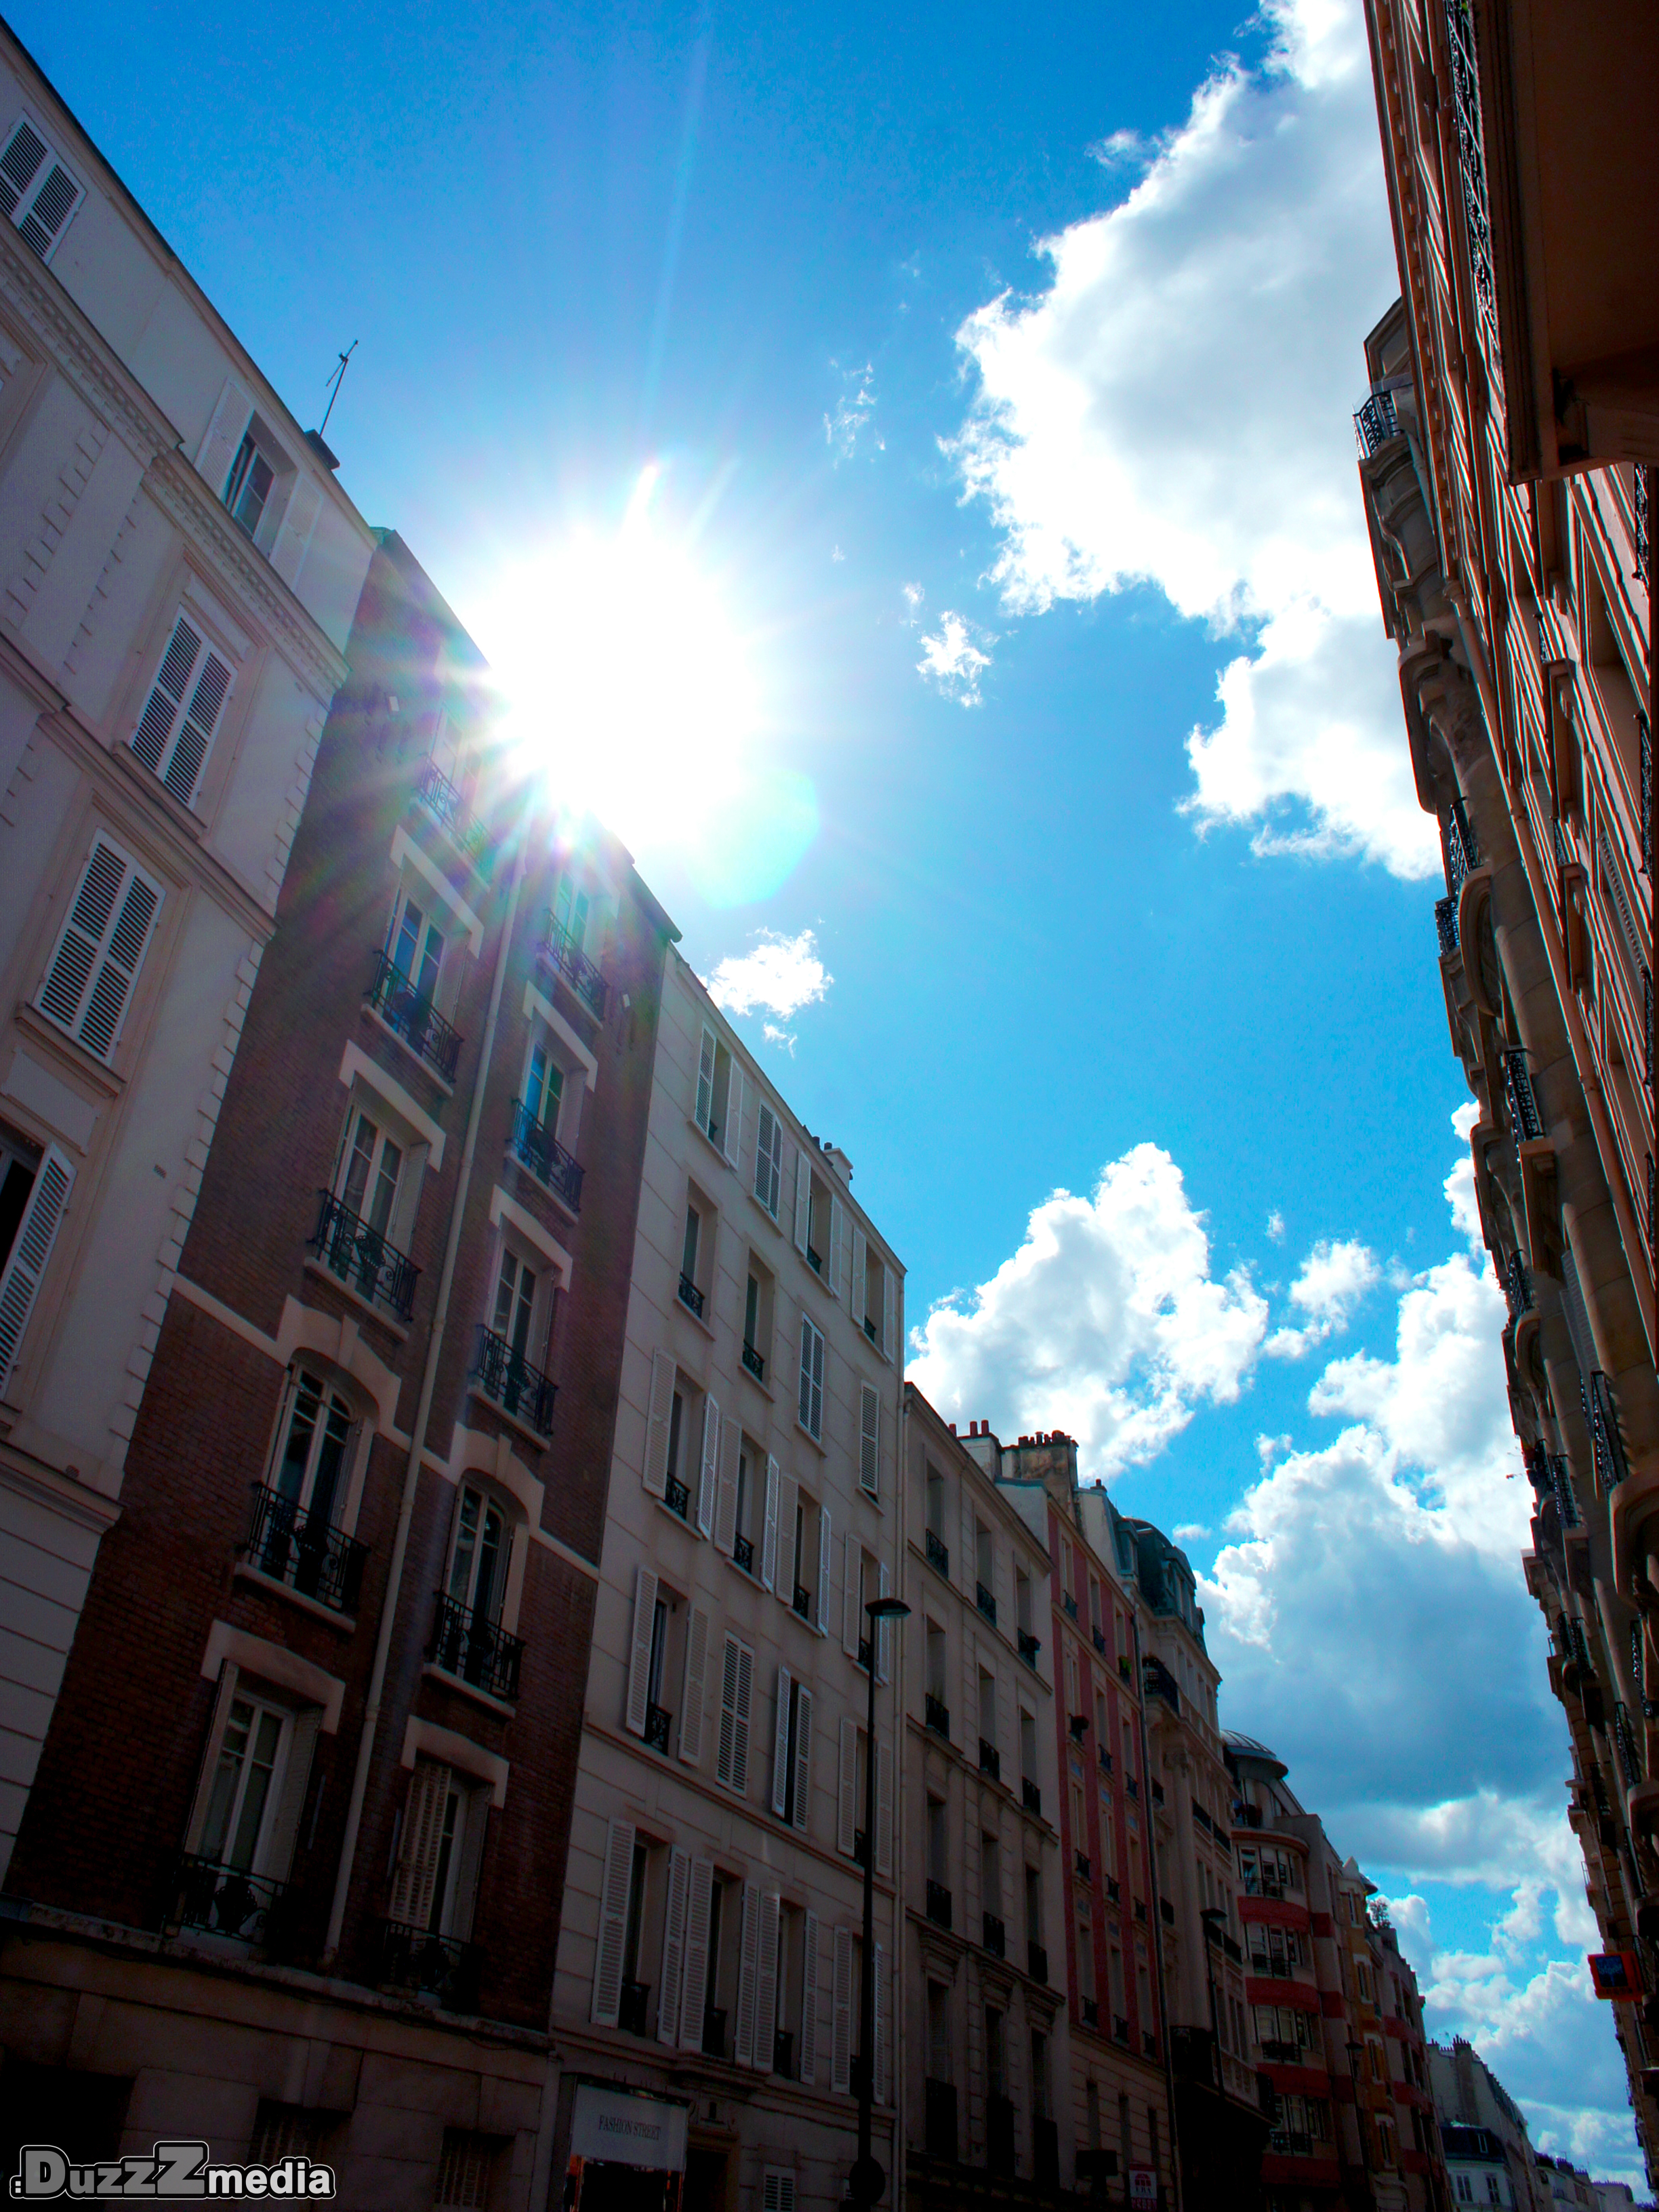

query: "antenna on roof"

left=319, top=340, right=359, bottom=437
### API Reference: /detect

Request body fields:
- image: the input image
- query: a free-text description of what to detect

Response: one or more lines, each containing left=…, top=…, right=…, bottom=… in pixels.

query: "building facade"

left=546, top=947, right=906, bottom=2211
left=1431, top=2036, right=1552, bottom=2212
left=0, top=532, right=678, bottom=2208
left=0, top=22, right=375, bottom=1884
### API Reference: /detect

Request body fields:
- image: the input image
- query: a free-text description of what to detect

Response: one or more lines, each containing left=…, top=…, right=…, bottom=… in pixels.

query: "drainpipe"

left=323, top=822, right=530, bottom=1963
left=1132, top=1612, right=1185, bottom=2212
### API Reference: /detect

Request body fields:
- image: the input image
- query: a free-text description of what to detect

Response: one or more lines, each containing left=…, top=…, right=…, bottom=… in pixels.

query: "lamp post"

left=848, top=1594, right=910, bottom=2211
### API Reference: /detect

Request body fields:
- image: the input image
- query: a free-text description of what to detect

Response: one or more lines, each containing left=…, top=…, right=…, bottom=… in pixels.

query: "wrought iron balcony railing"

left=1504, top=1050, right=1544, bottom=1150
left=470, top=1324, right=556, bottom=1438
left=665, top=1474, right=691, bottom=1521
left=1551, top=1457, right=1580, bottom=1530
left=982, top=1912, right=1005, bottom=1959
left=1113, top=2013, right=1130, bottom=2043
left=925, top=1693, right=949, bottom=1739
left=1075, top=1849, right=1091, bottom=1881
left=1586, top=1372, right=1631, bottom=1492
left=925, top=1528, right=949, bottom=1576
left=1502, top=1247, right=1534, bottom=1319
left=537, top=916, right=608, bottom=1020
left=243, top=1482, right=367, bottom=1614
left=1022, top=1777, right=1042, bottom=1817
left=412, top=759, right=493, bottom=878
left=1446, top=794, right=1479, bottom=901
left=976, top=1580, right=997, bottom=1624
left=857, top=1635, right=873, bottom=1673
left=508, top=1099, right=583, bottom=1212
left=741, top=1340, right=764, bottom=1382
left=1125, top=1775, right=1140, bottom=1801
left=792, top=1582, right=811, bottom=1621
left=1435, top=895, right=1459, bottom=956
left=1144, top=1655, right=1181, bottom=1712
left=173, top=1853, right=291, bottom=1950
left=309, top=1191, right=418, bottom=1322
left=734, top=1532, right=754, bottom=1573
left=677, top=1273, right=705, bottom=1319
left=378, top=1918, right=483, bottom=2011
left=365, top=950, right=463, bottom=1084
left=1106, top=1875, right=1121, bottom=1903
left=618, top=1980, right=650, bottom=2036
left=1443, top=0, right=1496, bottom=329
left=1099, top=1748, right=1113, bottom=1775
left=1091, top=1626, right=1107, bottom=1655
left=427, top=1589, right=525, bottom=1703
left=926, top=1879, right=951, bottom=1930
left=1353, top=386, right=1400, bottom=457
left=978, top=1738, right=1000, bottom=1781
left=1018, top=1626, right=1041, bottom=1664
left=644, top=1702, right=672, bottom=1754
left=1062, top=1593, right=1079, bottom=1622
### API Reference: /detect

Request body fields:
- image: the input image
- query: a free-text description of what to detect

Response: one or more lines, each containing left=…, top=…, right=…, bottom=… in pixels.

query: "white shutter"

left=679, top=1603, right=710, bottom=1765
left=714, top=1420, right=740, bottom=1557
left=697, top=1025, right=716, bottom=1134
left=761, top=1455, right=780, bottom=1591
left=735, top=1881, right=761, bottom=2066
left=0, top=1143, right=72, bottom=1393
left=196, top=375, right=253, bottom=499
left=763, top=2170, right=796, bottom=2212
left=0, top=120, right=84, bottom=261
left=389, top=1759, right=450, bottom=1928
left=756, top=1890, right=781, bottom=2072
left=838, top=1716, right=857, bottom=1857
left=771, top=1665, right=794, bottom=1818
left=843, top=1532, right=861, bottom=1658
left=874, top=1942, right=890, bottom=2104
left=755, top=1105, right=782, bottom=1216
left=859, top=1385, right=880, bottom=1498
left=733, top=1639, right=754, bottom=1793
left=37, top=838, right=162, bottom=1063
left=722, top=1066, right=743, bottom=1168
left=851, top=1227, right=867, bottom=1330
left=658, top=1846, right=691, bottom=2047
left=832, top=1927, right=854, bottom=2093
left=680, top=1858, right=714, bottom=2048
left=625, top=1566, right=658, bottom=1737
left=799, top=1909, right=819, bottom=2085
left=775, top=1475, right=798, bottom=1607
left=793, top=1685, right=813, bottom=1837
left=876, top=1558, right=892, bottom=1683
left=882, top=1265, right=895, bottom=1361
left=696, top=1396, right=720, bottom=1537
left=592, top=1818, right=636, bottom=2026
left=131, top=613, right=234, bottom=807
left=829, top=1195, right=844, bottom=1298
left=876, top=1740, right=893, bottom=1876
left=794, top=1149, right=810, bottom=1255
left=269, top=474, right=323, bottom=590
left=816, top=1504, right=832, bottom=1637
left=643, top=1350, right=675, bottom=1497
left=717, top=1635, right=754, bottom=1793
left=808, top=1323, right=825, bottom=1438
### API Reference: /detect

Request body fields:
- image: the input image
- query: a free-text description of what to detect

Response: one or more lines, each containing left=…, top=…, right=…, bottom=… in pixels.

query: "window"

left=743, top=1258, right=775, bottom=1380
left=268, top=1367, right=354, bottom=1525
left=857, top=1235, right=892, bottom=1356
left=1076, top=1914, right=1095, bottom=2005
left=390, top=893, right=446, bottom=1005
left=1020, top=1708, right=1038, bottom=1790
left=434, top=2129, right=504, bottom=2211
left=445, top=1483, right=511, bottom=1628
left=985, top=2005, right=1006, bottom=2099
left=798, top=1313, right=824, bottom=1439
left=978, top=1666, right=997, bottom=1760
left=225, top=428, right=277, bottom=540
left=131, top=612, right=234, bottom=807
left=1025, top=1863, right=1042, bottom=1946
left=0, top=1131, right=70, bottom=1396
left=0, top=116, right=84, bottom=260
left=199, top=1693, right=287, bottom=1872
left=926, top=1797, right=948, bottom=1885
left=522, top=1034, right=566, bottom=1145
left=338, top=1107, right=404, bottom=1237
left=771, top=1672, right=814, bottom=1831
left=927, top=1980, right=951, bottom=2080
left=695, top=1023, right=742, bottom=1166
left=981, top=1828, right=1001, bottom=1914
left=754, top=1101, right=783, bottom=1216
left=858, top=1382, right=880, bottom=1497
left=37, top=836, right=163, bottom=1063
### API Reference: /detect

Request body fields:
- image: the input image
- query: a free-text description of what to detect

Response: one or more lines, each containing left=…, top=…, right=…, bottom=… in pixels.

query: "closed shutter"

left=389, top=1760, right=451, bottom=1929
left=874, top=1942, right=890, bottom=2104
left=755, top=1105, right=782, bottom=1215
left=696, top=1025, right=716, bottom=1134
left=756, top=1890, right=781, bottom=2072
left=775, top=1474, right=798, bottom=1606
left=680, top=1858, right=714, bottom=2048
left=716, top=1635, right=753, bottom=1794
left=798, top=1908, right=819, bottom=2085
left=592, top=1818, right=636, bottom=2026
left=722, top=1067, right=743, bottom=1169
left=714, top=1420, right=740, bottom=1556
left=842, top=1532, right=861, bottom=1657
left=131, top=613, right=234, bottom=806
left=816, top=1505, right=832, bottom=1637
left=0, top=1143, right=72, bottom=1393
left=679, top=1603, right=710, bottom=1765
left=831, top=1928, right=854, bottom=2093
left=875, top=1740, right=893, bottom=1875
left=0, top=119, right=84, bottom=262
left=735, top=1881, right=760, bottom=2066
left=876, top=1558, right=891, bottom=1683
left=851, top=1227, right=867, bottom=1330
left=808, top=1324, right=825, bottom=1437
left=696, top=1396, right=720, bottom=1537
left=270, top=474, right=322, bottom=590
left=762, top=2171, right=796, bottom=2212
left=882, top=1265, right=895, bottom=1361
left=771, top=1665, right=793, bottom=1818
left=448, top=1783, right=487, bottom=1943
left=625, top=1566, right=658, bottom=1737
left=793, top=1685, right=813, bottom=1837
left=37, top=838, right=163, bottom=1062
left=859, top=1385, right=880, bottom=1497
left=644, top=1350, right=675, bottom=1497
left=658, top=1847, right=691, bottom=2047
left=196, top=375, right=254, bottom=500
left=760, top=1456, right=780, bottom=1591
left=794, top=1150, right=810, bottom=1256
left=829, top=1195, right=844, bottom=1298
left=838, top=1716, right=857, bottom=1856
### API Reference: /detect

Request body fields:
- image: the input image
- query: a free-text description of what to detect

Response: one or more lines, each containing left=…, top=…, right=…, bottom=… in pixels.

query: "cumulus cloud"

left=1265, top=1235, right=1378, bottom=1357
left=907, top=1143, right=1267, bottom=1474
left=947, top=0, right=1437, bottom=876
left=705, top=929, right=832, bottom=1022
left=916, top=611, right=994, bottom=706
left=825, top=361, right=882, bottom=462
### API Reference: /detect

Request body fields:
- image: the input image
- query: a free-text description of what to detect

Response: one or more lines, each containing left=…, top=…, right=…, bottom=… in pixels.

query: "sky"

left=22, top=0, right=1639, bottom=2180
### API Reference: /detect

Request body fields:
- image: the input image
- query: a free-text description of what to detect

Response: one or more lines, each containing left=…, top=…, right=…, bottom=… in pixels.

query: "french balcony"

left=924, top=2079, right=957, bottom=2162
left=1125, top=1775, right=1140, bottom=1801
left=1105, top=1875, right=1121, bottom=1904
left=309, top=1191, right=418, bottom=1322
left=925, top=1694, right=949, bottom=1740
left=854, top=1828, right=869, bottom=1868
left=378, top=1919, right=483, bottom=2012
left=1099, top=1748, right=1113, bottom=1776
left=241, top=1485, right=365, bottom=1629
left=1027, top=1940, right=1048, bottom=1984
left=1446, top=795, right=1479, bottom=901
left=1133, top=1898, right=1147, bottom=1923
left=618, top=1980, right=651, bottom=2036
left=1075, top=1850, right=1091, bottom=1881
left=1588, top=1371, right=1632, bottom=1490
left=412, top=759, right=493, bottom=878
left=982, top=1912, right=1005, bottom=1959
left=1151, top=1779, right=1165, bottom=1808
left=734, top=1532, right=754, bottom=1573
left=644, top=1702, right=672, bottom=1755
left=1062, top=1593, right=1078, bottom=1622
left=537, top=915, right=608, bottom=1021
left=1144, top=1655, right=1181, bottom=1713
left=1117, top=1654, right=1131, bottom=1682
left=792, top=1582, right=811, bottom=1622
left=978, top=1738, right=1001, bottom=1782
left=806, top=1243, right=823, bottom=1277
left=1080, top=1995, right=1099, bottom=2030
left=1017, top=1626, right=1040, bottom=1665
left=1159, top=1895, right=1174, bottom=1923
left=1271, top=2129, right=1313, bottom=2159
left=508, top=1099, right=583, bottom=1213
left=665, top=1474, right=691, bottom=1522
left=773, top=2029, right=794, bottom=2080
left=172, top=1853, right=293, bottom=1953
left=470, top=1324, right=556, bottom=1439
left=925, top=1528, right=949, bottom=1576
left=1352, top=386, right=1400, bottom=458
left=926, top=1879, right=952, bottom=1931
left=1435, top=895, right=1459, bottom=956
left=863, top=1312, right=878, bottom=1345
left=677, top=1273, right=705, bottom=1319
left=741, top=1340, right=765, bottom=1382
left=1092, top=1626, right=1107, bottom=1656
left=1143, top=2030, right=1160, bottom=2060
left=987, top=2096, right=1015, bottom=2179
left=857, top=1635, right=873, bottom=1673
left=1021, top=1777, right=1042, bottom=1817
left=976, top=1580, right=998, bottom=1624
left=427, top=1589, right=525, bottom=1703
left=365, top=951, right=462, bottom=1085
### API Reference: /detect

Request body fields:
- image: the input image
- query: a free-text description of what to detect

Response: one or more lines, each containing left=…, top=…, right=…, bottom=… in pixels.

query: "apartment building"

left=1430, top=2036, right=1553, bottom=2212
left=0, top=531, right=679, bottom=2207
left=547, top=947, right=905, bottom=2211
left=902, top=1386, right=1068, bottom=2205
left=1355, top=0, right=1654, bottom=2176
left=0, top=24, right=375, bottom=1884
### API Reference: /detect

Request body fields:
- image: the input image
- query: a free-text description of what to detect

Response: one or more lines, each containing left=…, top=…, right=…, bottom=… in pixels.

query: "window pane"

left=200, top=1697, right=255, bottom=1862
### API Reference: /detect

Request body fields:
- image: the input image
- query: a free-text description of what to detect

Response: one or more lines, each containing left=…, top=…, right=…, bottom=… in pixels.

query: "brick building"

left=0, top=530, right=677, bottom=2209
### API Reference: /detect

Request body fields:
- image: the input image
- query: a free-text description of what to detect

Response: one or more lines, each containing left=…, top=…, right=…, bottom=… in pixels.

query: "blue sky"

left=25, top=0, right=1637, bottom=2180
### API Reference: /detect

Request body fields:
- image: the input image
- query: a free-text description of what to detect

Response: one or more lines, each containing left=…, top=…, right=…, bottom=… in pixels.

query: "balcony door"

left=448, top=1483, right=508, bottom=1629
left=493, top=1250, right=537, bottom=1364
left=200, top=1694, right=287, bottom=1873
left=525, top=1040, right=563, bottom=1136
left=339, top=1111, right=402, bottom=1237
left=390, top=896, right=445, bottom=1002
left=274, top=1368, right=352, bottom=1525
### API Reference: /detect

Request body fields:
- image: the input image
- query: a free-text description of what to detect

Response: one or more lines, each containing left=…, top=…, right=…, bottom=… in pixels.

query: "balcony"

left=977, top=1580, right=998, bottom=1624
left=925, top=1694, right=949, bottom=1740
left=1270, top=2129, right=1313, bottom=2159
left=857, top=1635, right=873, bottom=1673
left=508, top=1099, right=583, bottom=1214
left=1034, top=2116, right=1059, bottom=2192
left=1098, top=1748, right=1113, bottom=1776
left=470, top=1324, right=557, bottom=1439
left=365, top=951, right=462, bottom=1085
left=644, top=1702, right=672, bottom=1755
left=1017, top=1627, right=1040, bottom=1665
left=1260, top=2038, right=1301, bottom=2064
left=665, top=1474, right=691, bottom=1521
left=863, top=1312, right=878, bottom=1345
left=1502, top=1246, right=1534, bottom=1319
left=243, top=1481, right=367, bottom=1614
left=537, top=916, right=608, bottom=1021
left=1117, top=1654, right=1130, bottom=1682
left=1447, top=795, right=1479, bottom=899
left=734, top=1532, right=754, bottom=1573
left=676, top=1273, right=705, bottom=1319
left=1151, top=1779, right=1165, bottom=1808
left=1143, top=2030, right=1159, bottom=2060
left=1021, top=1777, right=1042, bottom=1817
left=987, top=2095, right=1015, bottom=2179
left=619, top=1980, right=651, bottom=2036
left=1587, top=1371, right=1632, bottom=1490
left=982, top=1912, right=1006, bottom=1959
left=924, top=2080, right=958, bottom=2162
left=427, top=1589, right=525, bottom=1703
left=925, top=1528, right=949, bottom=1576
left=1352, top=385, right=1399, bottom=457
left=741, top=1340, right=765, bottom=1382
left=1113, top=2014, right=1130, bottom=2044
left=1063, top=1593, right=1078, bottom=1622
left=792, top=1582, right=812, bottom=1621
left=1133, top=1898, right=1147, bottom=1923
left=1069, top=1713, right=1089, bottom=1742
left=172, top=1853, right=291, bottom=1952
left=1075, top=1850, right=1091, bottom=1881
left=806, top=1243, right=823, bottom=1276
left=979, top=1738, right=1001, bottom=1781
left=926, top=1879, right=952, bottom=1931
left=412, top=759, right=492, bottom=877
left=1144, top=1656, right=1181, bottom=1713
left=1125, top=1776, right=1139, bottom=1801
left=1080, top=1995, right=1099, bottom=2029
left=1435, top=895, right=1459, bottom=956
left=1027, top=1940, right=1048, bottom=1983
left=1092, top=1626, right=1107, bottom=1656
left=379, top=1919, right=482, bottom=2012
left=309, top=1191, right=418, bottom=1322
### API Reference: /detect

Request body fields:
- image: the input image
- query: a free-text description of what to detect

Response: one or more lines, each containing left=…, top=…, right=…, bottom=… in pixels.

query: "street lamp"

left=848, top=1593, right=910, bottom=2211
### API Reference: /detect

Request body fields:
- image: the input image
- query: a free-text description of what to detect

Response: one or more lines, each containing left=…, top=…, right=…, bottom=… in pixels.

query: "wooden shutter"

left=828, top=1195, right=844, bottom=1298
left=756, top=1104, right=781, bottom=1214
left=722, top=1066, right=743, bottom=1168
left=756, top=1891, right=781, bottom=2072
left=816, top=1505, right=832, bottom=1637
left=449, top=1782, right=488, bottom=1942
left=808, top=1324, right=824, bottom=1438
left=717, top=1635, right=753, bottom=1793
left=38, top=838, right=162, bottom=1062
left=680, top=1858, right=714, bottom=2047
left=876, top=1558, right=891, bottom=1683
left=732, top=1639, right=753, bottom=1792
left=760, top=1456, right=779, bottom=1591
left=851, top=1227, right=867, bottom=1330
left=0, top=120, right=84, bottom=260
left=793, top=1685, right=813, bottom=1837
left=735, top=1881, right=760, bottom=2066
left=793, top=1150, right=810, bottom=1256
left=261, top=1707, right=320, bottom=1883
left=798, top=1909, right=819, bottom=2085
left=874, top=1942, right=890, bottom=2104
left=771, top=1666, right=793, bottom=1818
left=679, top=1603, right=710, bottom=1765
left=775, top=1475, right=798, bottom=1605
left=658, top=1847, right=691, bottom=2047
left=831, top=1928, right=854, bottom=2093
left=838, top=1717, right=857, bottom=1857
left=762, top=2171, right=796, bottom=2212
left=591, top=1818, right=636, bottom=2026
left=270, top=474, right=322, bottom=590
left=842, top=1532, right=861, bottom=1657
left=625, top=1566, right=657, bottom=1737
left=131, top=613, right=234, bottom=806
left=882, top=1265, right=895, bottom=1361
left=643, top=1350, right=675, bottom=1497
left=0, top=1143, right=72, bottom=1393
left=696, top=1025, right=716, bottom=1134
left=196, top=375, right=253, bottom=499
left=875, top=1740, right=893, bottom=1876
left=389, top=1759, right=450, bottom=1929
left=695, top=1395, right=720, bottom=1538
left=714, top=1420, right=740, bottom=1557
left=859, top=1385, right=880, bottom=1497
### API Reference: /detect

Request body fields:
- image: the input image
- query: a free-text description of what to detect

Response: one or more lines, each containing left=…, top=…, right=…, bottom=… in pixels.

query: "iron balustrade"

left=427, top=1589, right=525, bottom=1702
left=1443, top=0, right=1496, bottom=329
left=857, top=1635, right=874, bottom=1673
left=1069, top=1713, right=1090, bottom=1742
left=1018, top=1627, right=1041, bottom=1664
left=1091, top=1626, right=1107, bottom=1655
left=309, top=1191, right=418, bottom=1321
left=863, top=1312, right=879, bottom=1344
left=1553, top=815, right=1574, bottom=874
left=365, top=951, right=463, bottom=1084
left=173, top=1853, right=290, bottom=1949
left=1353, top=387, right=1400, bottom=457
left=1435, top=895, right=1459, bottom=956
left=644, top=1702, right=672, bottom=1754
left=1134, top=1899, right=1147, bottom=1923
left=1151, top=1780, right=1165, bottom=1807
left=619, top=1981, right=651, bottom=2036
left=1586, top=1372, right=1631, bottom=1491
left=792, top=1582, right=811, bottom=1620
left=979, top=1738, right=1001, bottom=1780
left=1446, top=796, right=1479, bottom=901
left=470, top=1324, right=557, bottom=1438
left=741, top=1340, right=765, bottom=1382
left=1522, top=1439, right=1550, bottom=1492
left=1063, top=1593, right=1079, bottom=1622
left=924, top=2081, right=958, bottom=2161
left=1635, top=1621, right=1658, bottom=1723
left=1125, top=1776, right=1140, bottom=1801
left=1105, top=1876, right=1121, bottom=1906
left=677, top=1273, right=705, bottom=1319
left=734, top=1532, right=754, bottom=1573
left=1028, top=1940, right=1048, bottom=1983
left=665, top=1474, right=691, bottom=1521
left=536, top=916, right=608, bottom=1021
left=1636, top=470, right=1651, bottom=581
left=1117, top=1654, right=1131, bottom=1682
left=1502, top=1248, right=1534, bottom=1319
left=1099, top=1749, right=1113, bottom=1775
left=1551, top=1458, right=1580, bottom=1530
left=925, top=1694, right=949, bottom=1738
left=243, top=1482, right=367, bottom=1614
left=1640, top=708, right=1652, bottom=878
left=806, top=1244, right=823, bottom=1276
left=1271, top=2129, right=1313, bottom=2160
left=508, top=1099, right=583, bottom=1212
left=1080, top=1996, right=1099, bottom=2029
left=1504, top=1051, right=1544, bottom=1176
left=982, top=1912, right=1005, bottom=1959
left=412, top=760, right=493, bottom=877
left=925, top=1529, right=949, bottom=1576
left=976, top=1580, right=997, bottom=1624
left=379, top=1919, right=483, bottom=2011
left=1235, top=1801, right=1263, bottom=1828
left=1022, top=1777, right=1042, bottom=1816
left=1193, top=1800, right=1214, bottom=1834
left=926, top=1880, right=952, bottom=1930
left=1144, top=1656, right=1181, bottom=1713
left=1261, top=2038, right=1300, bottom=2064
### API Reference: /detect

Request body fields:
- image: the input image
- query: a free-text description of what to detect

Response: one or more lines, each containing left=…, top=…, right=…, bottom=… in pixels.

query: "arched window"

left=245, top=1366, right=367, bottom=1614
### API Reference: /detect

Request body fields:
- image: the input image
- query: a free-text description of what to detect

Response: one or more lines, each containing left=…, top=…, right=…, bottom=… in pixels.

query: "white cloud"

left=762, top=1021, right=796, bottom=1055
left=1266, top=1208, right=1286, bottom=1243
left=705, top=929, right=832, bottom=1021
left=947, top=0, right=1437, bottom=876
left=901, top=581, right=924, bottom=621
left=917, top=611, right=994, bottom=706
left=825, top=361, right=882, bottom=462
left=1265, top=1235, right=1378, bottom=1357
left=907, top=1143, right=1267, bottom=1475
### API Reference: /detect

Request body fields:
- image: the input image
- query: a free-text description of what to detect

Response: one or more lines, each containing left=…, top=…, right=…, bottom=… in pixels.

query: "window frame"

left=798, top=1311, right=825, bottom=1441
